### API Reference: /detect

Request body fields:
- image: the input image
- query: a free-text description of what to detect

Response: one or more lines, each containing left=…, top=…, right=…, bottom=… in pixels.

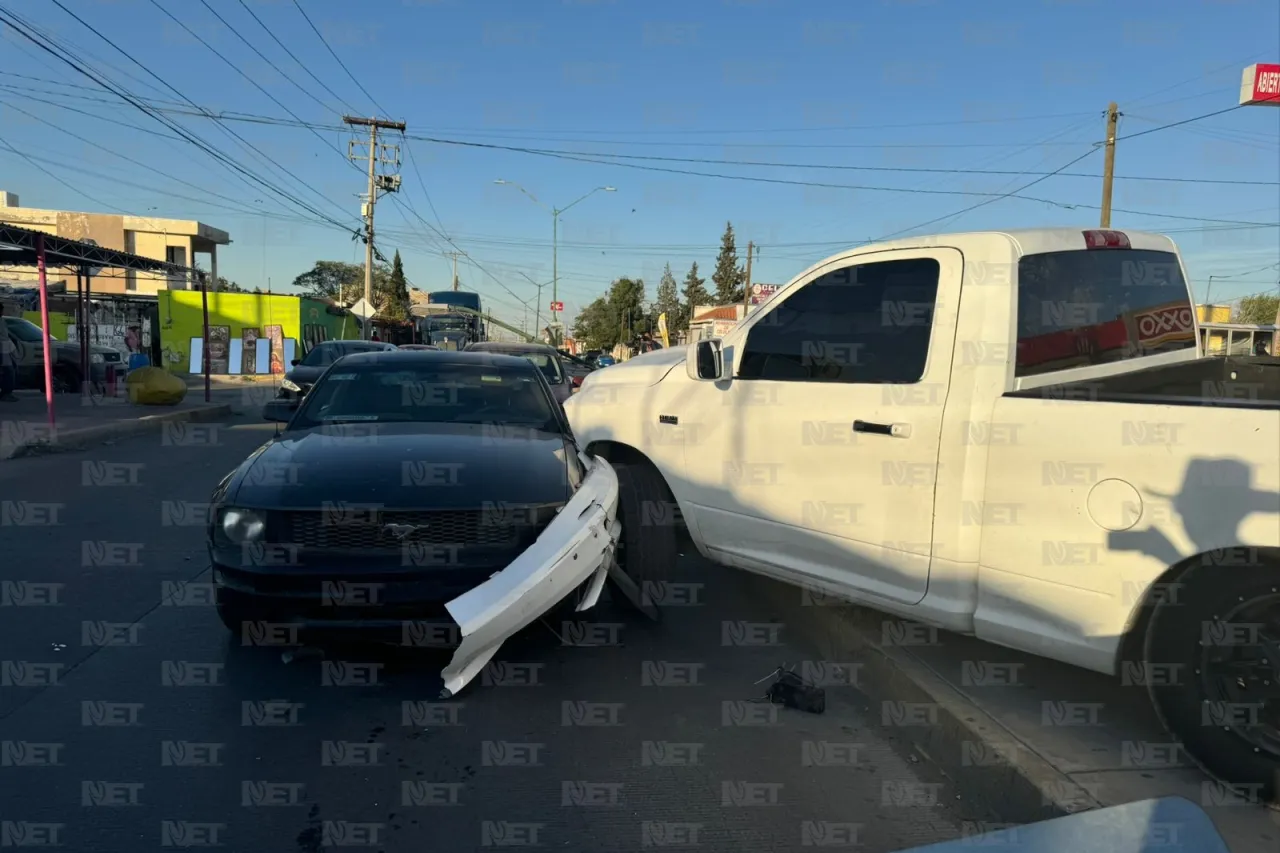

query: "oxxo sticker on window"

left=481, top=375, right=502, bottom=383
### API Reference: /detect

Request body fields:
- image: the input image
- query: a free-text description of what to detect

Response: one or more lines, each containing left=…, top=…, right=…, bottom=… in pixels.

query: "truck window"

left=1015, top=249, right=1197, bottom=378
left=737, top=257, right=940, bottom=384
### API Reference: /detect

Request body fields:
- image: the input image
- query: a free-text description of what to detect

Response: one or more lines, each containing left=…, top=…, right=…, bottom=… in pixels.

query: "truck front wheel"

left=610, top=462, right=679, bottom=611
left=1145, top=565, right=1280, bottom=800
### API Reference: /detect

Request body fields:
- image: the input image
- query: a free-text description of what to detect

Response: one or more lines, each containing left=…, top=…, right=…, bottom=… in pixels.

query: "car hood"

left=283, top=365, right=325, bottom=385
left=228, top=423, right=574, bottom=508
left=582, top=347, right=685, bottom=388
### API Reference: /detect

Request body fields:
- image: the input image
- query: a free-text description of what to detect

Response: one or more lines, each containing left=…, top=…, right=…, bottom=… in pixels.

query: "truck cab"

left=564, top=228, right=1280, bottom=794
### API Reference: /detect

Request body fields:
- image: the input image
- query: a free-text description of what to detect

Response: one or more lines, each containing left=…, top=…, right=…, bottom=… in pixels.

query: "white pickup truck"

left=564, top=228, right=1280, bottom=794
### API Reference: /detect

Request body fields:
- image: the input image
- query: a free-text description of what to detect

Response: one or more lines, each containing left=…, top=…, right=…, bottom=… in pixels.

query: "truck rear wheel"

left=610, top=462, right=679, bottom=612
left=1145, top=564, right=1280, bottom=800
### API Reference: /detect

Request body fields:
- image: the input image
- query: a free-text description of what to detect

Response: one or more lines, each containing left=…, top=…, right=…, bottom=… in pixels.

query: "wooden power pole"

left=1099, top=102, right=1120, bottom=228
left=741, top=241, right=755, bottom=315
left=344, top=115, right=405, bottom=338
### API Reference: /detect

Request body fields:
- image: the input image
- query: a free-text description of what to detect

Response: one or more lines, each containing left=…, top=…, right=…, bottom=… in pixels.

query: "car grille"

left=272, top=509, right=524, bottom=551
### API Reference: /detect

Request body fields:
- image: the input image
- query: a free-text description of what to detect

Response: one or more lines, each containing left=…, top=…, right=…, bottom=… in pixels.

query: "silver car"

left=464, top=342, right=572, bottom=405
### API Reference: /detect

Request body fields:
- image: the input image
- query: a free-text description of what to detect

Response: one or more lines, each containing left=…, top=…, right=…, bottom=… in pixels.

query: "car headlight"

left=280, top=378, right=302, bottom=393
left=90, top=353, right=105, bottom=364
left=219, top=508, right=265, bottom=544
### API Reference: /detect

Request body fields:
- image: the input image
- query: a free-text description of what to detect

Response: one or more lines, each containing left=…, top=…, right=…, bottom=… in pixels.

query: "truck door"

left=682, top=248, right=962, bottom=606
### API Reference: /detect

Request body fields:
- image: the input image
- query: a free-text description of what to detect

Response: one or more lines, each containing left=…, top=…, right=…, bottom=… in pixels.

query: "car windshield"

left=4, top=317, right=45, bottom=342
left=290, top=362, right=562, bottom=431
left=299, top=342, right=387, bottom=367
left=478, top=350, right=564, bottom=384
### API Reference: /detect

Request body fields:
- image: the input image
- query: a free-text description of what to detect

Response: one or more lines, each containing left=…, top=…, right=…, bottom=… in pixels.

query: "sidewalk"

left=0, top=389, right=234, bottom=460
left=743, top=575, right=1279, bottom=853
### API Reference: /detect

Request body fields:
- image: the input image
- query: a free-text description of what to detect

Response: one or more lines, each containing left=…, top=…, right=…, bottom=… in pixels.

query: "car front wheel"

left=609, top=462, right=679, bottom=614
left=1145, top=564, right=1280, bottom=800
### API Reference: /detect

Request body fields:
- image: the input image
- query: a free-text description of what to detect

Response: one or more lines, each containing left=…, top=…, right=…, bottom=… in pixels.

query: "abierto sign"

left=1239, top=63, right=1280, bottom=106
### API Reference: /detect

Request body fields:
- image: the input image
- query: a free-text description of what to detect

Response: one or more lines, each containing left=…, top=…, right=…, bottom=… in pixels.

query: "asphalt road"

left=0, top=411, right=971, bottom=853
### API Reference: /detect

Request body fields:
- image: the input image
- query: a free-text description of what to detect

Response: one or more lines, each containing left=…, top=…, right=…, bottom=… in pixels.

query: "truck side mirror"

left=686, top=339, right=723, bottom=381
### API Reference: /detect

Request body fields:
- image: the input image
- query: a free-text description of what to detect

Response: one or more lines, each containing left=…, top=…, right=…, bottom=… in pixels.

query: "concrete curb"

left=0, top=404, right=233, bottom=460
left=739, top=573, right=1103, bottom=825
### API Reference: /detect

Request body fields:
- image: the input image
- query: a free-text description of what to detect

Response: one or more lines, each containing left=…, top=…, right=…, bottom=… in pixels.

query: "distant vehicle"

left=2, top=315, right=114, bottom=392
left=227, top=349, right=621, bottom=697
left=425, top=291, right=486, bottom=345
left=558, top=352, right=598, bottom=390
left=275, top=339, right=396, bottom=401
left=466, top=341, right=572, bottom=405
left=594, top=354, right=616, bottom=367
left=398, top=343, right=439, bottom=351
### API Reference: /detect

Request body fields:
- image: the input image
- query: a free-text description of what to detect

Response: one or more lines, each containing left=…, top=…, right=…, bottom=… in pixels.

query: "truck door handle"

left=853, top=420, right=911, bottom=439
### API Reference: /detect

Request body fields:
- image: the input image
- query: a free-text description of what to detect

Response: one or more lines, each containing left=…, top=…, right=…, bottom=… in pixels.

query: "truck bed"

left=1007, top=356, right=1280, bottom=409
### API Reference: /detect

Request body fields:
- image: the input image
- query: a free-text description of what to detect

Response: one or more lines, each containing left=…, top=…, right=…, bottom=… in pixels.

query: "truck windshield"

left=1015, top=249, right=1197, bottom=378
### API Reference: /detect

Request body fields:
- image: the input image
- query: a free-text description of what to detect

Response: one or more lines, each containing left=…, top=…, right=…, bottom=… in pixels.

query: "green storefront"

left=157, top=290, right=360, bottom=374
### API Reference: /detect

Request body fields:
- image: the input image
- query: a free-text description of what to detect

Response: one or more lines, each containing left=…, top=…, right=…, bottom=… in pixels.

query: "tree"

left=381, top=250, right=411, bottom=322
left=291, top=260, right=391, bottom=307
left=654, top=263, right=681, bottom=334
left=680, top=261, right=709, bottom=331
left=216, top=276, right=246, bottom=293
left=1233, top=293, right=1280, bottom=325
left=572, top=297, right=616, bottom=350
left=570, top=276, right=647, bottom=351
left=711, top=221, right=744, bottom=304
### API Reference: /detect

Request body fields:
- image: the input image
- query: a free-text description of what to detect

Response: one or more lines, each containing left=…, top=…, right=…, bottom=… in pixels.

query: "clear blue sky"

left=1, top=0, right=1277, bottom=329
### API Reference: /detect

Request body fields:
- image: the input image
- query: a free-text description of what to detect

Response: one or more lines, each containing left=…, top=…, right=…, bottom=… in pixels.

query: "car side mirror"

left=290, top=359, right=301, bottom=366
left=686, top=339, right=723, bottom=381
left=262, top=399, right=298, bottom=423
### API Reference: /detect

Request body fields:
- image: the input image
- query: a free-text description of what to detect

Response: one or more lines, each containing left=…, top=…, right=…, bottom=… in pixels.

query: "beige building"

left=0, top=190, right=230, bottom=294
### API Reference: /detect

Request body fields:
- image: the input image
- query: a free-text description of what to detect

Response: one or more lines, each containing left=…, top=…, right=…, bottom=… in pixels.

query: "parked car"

left=2, top=315, right=113, bottom=392
left=398, top=344, right=440, bottom=351
left=464, top=341, right=572, bottom=405
left=216, top=349, right=621, bottom=697
left=564, top=227, right=1280, bottom=795
left=274, top=339, right=397, bottom=401
left=594, top=354, right=616, bottom=368
left=559, top=352, right=597, bottom=390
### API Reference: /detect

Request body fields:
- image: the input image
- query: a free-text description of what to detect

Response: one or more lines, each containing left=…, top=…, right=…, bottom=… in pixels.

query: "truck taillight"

left=1082, top=230, right=1131, bottom=249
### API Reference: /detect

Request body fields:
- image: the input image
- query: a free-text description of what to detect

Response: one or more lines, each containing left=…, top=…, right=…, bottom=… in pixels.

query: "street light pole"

left=494, top=180, right=616, bottom=340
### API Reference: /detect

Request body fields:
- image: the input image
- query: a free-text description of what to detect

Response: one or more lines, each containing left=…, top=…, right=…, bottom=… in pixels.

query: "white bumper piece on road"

left=439, top=455, right=621, bottom=698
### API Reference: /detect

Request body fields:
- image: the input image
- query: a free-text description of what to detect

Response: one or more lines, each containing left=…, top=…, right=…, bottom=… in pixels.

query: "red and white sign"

left=1134, top=304, right=1195, bottom=344
left=1240, top=63, right=1280, bottom=106
left=750, top=283, right=780, bottom=305
left=549, top=301, right=564, bottom=312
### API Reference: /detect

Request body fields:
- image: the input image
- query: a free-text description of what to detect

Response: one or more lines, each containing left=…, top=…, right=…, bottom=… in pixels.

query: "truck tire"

left=611, top=461, right=679, bottom=600
left=1145, top=564, right=1279, bottom=800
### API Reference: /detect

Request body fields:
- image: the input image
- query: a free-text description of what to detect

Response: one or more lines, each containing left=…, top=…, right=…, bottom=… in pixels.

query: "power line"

left=31, top=0, right=358, bottom=233
left=192, top=0, right=338, bottom=116
left=290, top=0, right=388, bottom=115
left=233, top=0, right=357, bottom=113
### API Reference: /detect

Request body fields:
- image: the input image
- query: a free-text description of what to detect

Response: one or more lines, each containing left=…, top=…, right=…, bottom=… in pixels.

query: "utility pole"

left=344, top=115, right=406, bottom=339
left=741, top=240, right=755, bottom=316
left=443, top=252, right=463, bottom=291
left=1100, top=102, right=1120, bottom=228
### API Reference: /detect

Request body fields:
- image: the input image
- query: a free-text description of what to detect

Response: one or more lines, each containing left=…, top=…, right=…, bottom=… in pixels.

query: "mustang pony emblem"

left=384, top=523, right=427, bottom=540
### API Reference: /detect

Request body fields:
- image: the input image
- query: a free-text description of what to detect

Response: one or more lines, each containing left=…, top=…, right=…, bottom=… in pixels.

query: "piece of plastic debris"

left=755, top=665, right=826, bottom=714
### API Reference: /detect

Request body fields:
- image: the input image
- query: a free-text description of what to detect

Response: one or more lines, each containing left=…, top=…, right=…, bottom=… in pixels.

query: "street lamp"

left=493, top=180, right=616, bottom=334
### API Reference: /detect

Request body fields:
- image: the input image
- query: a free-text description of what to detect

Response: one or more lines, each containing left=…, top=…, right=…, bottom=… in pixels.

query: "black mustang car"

left=210, top=349, right=621, bottom=696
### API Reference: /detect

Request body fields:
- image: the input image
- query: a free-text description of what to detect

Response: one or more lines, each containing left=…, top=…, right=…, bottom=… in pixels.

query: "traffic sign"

left=349, top=297, right=377, bottom=321
left=550, top=301, right=564, bottom=312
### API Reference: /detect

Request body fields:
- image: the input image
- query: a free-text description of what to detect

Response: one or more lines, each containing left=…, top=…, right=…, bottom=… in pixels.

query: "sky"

left=0, top=0, right=1277, bottom=330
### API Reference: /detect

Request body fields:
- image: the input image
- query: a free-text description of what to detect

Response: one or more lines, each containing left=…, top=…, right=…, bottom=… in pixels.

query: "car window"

left=291, top=363, right=561, bottom=431
left=4, top=317, right=45, bottom=343
left=1015, top=250, right=1196, bottom=378
left=300, top=342, right=386, bottom=367
left=737, top=257, right=940, bottom=384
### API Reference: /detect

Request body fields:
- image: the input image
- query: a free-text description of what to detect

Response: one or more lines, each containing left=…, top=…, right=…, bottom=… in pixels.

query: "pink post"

left=36, top=234, right=56, bottom=431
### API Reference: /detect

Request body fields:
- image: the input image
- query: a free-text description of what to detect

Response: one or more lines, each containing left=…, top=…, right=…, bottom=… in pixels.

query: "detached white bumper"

left=439, top=455, right=620, bottom=698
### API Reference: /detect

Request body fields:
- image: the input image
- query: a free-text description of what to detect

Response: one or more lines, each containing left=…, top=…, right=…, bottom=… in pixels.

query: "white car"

left=564, top=227, right=1280, bottom=794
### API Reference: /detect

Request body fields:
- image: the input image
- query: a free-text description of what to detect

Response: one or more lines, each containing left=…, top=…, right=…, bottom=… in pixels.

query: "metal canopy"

left=0, top=222, right=194, bottom=275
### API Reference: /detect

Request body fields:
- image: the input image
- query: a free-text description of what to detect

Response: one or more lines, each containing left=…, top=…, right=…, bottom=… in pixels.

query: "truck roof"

left=830, top=227, right=1176, bottom=260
